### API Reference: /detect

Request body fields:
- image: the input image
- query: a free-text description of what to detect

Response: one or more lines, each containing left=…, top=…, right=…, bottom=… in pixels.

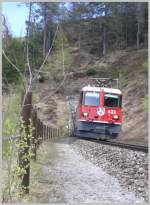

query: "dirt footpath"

left=28, top=137, right=144, bottom=203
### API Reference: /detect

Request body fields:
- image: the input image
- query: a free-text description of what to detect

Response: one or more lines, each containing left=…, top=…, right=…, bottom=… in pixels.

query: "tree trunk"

left=43, top=4, right=47, bottom=58
left=19, top=92, right=32, bottom=194
left=125, top=23, right=128, bottom=48
left=137, top=22, right=140, bottom=49
left=43, top=29, right=46, bottom=57
left=103, top=26, right=106, bottom=57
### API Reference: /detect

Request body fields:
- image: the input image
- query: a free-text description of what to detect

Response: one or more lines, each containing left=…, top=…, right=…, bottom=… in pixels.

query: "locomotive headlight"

left=83, top=112, right=88, bottom=117
left=113, top=115, right=119, bottom=120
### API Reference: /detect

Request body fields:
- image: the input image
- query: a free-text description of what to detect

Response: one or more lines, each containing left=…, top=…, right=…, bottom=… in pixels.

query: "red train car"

left=75, top=79, right=122, bottom=140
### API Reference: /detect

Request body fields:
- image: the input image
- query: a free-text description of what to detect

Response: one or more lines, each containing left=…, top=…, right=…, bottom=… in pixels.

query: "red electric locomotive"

left=75, top=78, right=123, bottom=140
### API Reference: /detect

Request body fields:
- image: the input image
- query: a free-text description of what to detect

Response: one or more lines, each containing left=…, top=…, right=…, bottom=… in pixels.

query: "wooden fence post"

left=37, top=119, right=40, bottom=147
left=51, top=128, right=53, bottom=138
left=44, top=124, right=46, bottom=140
left=54, top=128, right=57, bottom=137
left=31, top=109, right=37, bottom=161
left=57, top=128, right=59, bottom=137
left=50, top=127, right=52, bottom=139
left=40, top=121, right=42, bottom=141
left=45, top=126, right=48, bottom=140
left=48, top=127, right=50, bottom=139
left=36, top=119, right=39, bottom=147
left=19, top=91, right=32, bottom=194
left=58, top=128, right=59, bottom=138
left=61, top=127, right=63, bottom=137
left=47, top=127, right=49, bottom=139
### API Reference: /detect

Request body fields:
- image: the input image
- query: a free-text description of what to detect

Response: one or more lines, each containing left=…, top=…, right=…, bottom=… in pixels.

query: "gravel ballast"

left=29, top=139, right=145, bottom=203
left=71, top=138, right=148, bottom=202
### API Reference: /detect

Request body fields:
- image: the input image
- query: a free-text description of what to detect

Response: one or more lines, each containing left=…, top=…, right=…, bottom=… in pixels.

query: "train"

left=74, top=78, right=123, bottom=140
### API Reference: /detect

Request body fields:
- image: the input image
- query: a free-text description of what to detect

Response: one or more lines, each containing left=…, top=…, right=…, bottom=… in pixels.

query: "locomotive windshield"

left=104, top=94, right=122, bottom=108
left=82, top=91, right=100, bottom=106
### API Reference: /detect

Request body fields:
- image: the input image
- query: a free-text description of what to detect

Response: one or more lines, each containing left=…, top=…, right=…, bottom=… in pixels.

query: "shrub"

left=86, top=68, right=97, bottom=76
left=142, top=95, right=148, bottom=112
left=38, top=75, right=45, bottom=83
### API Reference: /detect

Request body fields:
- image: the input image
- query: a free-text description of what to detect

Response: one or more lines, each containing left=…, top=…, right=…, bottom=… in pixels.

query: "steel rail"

left=79, top=137, right=148, bottom=153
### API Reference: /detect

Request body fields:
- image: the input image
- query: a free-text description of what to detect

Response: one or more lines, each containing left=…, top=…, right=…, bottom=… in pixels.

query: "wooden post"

left=19, top=91, right=32, bottom=194
left=56, top=127, right=59, bottom=137
left=42, top=123, right=45, bottom=141
left=42, top=123, right=45, bottom=140
left=56, top=128, right=57, bottom=138
left=47, top=127, right=49, bottom=139
left=57, top=128, right=59, bottom=137
left=51, top=128, right=53, bottom=138
left=47, top=126, right=49, bottom=139
left=31, top=109, right=37, bottom=161
left=53, top=128, right=54, bottom=138
left=50, top=127, right=52, bottom=138
left=44, top=124, right=46, bottom=140
left=38, top=120, right=41, bottom=147
left=61, top=127, right=63, bottom=137
left=46, top=126, right=48, bottom=139
left=37, top=119, right=40, bottom=147
left=55, top=128, right=56, bottom=138
left=40, top=122, right=42, bottom=141
left=48, top=127, right=51, bottom=139
left=36, top=119, right=40, bottom=148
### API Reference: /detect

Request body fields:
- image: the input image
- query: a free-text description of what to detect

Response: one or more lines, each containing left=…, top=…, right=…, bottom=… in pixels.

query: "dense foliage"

left=2, top=2, right=148, bottom=85
left=2, top=38, right=26, bottom=85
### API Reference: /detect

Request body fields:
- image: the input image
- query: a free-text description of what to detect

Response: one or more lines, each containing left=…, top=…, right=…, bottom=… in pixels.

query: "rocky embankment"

left=71, top=138, right=148, bottom=202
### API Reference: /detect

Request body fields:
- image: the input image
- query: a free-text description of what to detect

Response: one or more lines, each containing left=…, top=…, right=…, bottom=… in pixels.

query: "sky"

left=2, top=2, right=29, bottom=37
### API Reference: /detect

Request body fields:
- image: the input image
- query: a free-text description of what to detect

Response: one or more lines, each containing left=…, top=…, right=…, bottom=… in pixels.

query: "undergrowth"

left=44, top=31, right=73, bottom=74
left=142, top=95, right=148, bottom=112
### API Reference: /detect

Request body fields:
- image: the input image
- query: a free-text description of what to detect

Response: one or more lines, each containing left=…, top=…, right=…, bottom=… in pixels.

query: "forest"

left=2, top=2, right=148, bottom=203
left=2, top=2, right=148, bottom=86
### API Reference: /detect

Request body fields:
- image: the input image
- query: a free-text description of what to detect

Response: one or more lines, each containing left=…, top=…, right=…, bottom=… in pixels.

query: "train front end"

left=75, top=86, right=122, bottom=140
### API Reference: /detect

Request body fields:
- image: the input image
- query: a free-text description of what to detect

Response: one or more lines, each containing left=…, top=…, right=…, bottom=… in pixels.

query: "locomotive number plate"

left=108, top=110, right=116, bottom=114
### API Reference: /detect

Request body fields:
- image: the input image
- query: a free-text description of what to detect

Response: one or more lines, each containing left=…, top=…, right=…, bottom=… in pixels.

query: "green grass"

left=3, top=92, right=20, bottom=135
left=142, top=95, right=148, bottom=112
left=86, top=67, right=97, bottom=76
left=2, top=89, right=21, bottom=158
left=43, top=31, right=73, bottom=76
left=45, top=47, right=73, bottom=73
left=142, top=57, right=148, bottom=74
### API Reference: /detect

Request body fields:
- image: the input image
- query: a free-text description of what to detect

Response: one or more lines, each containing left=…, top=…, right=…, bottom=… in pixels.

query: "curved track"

left=67, top=95, right=148, bottom=154
left=79, top=137, right=148, bottom=153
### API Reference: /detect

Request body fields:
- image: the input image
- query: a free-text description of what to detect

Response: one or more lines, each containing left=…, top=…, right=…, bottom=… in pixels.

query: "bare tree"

left=136, top=3, right=144, bottom=49
left=102, top=3, right=108, bottom=57
left=2, top=14, right=10, bottom=49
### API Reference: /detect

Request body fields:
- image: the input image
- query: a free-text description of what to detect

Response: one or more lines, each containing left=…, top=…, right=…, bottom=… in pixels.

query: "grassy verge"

left=2, top=88, right=21, bottom=158
left=17, top=140, right=58, bottom=203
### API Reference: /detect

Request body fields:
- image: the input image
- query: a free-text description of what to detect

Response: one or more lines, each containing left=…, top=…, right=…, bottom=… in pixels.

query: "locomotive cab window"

left=83, top=92, right=100, bottom=106
left=104, top=94, right=122, bottom=108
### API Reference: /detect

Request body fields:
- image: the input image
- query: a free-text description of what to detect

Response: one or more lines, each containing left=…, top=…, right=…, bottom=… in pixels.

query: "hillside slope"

left=33, top=47, right=148, bottom=145
left=69, top=48, right=148, bottom=144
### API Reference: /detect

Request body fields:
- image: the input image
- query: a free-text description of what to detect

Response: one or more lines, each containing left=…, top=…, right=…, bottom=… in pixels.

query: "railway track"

left=67, top=95, right=148, bottom=153
left=80, top=137, right=148, bottom=153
